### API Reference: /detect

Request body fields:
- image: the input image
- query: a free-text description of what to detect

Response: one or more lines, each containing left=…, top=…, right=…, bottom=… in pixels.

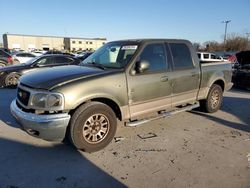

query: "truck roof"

left=111, top=39, right=191, bottom=44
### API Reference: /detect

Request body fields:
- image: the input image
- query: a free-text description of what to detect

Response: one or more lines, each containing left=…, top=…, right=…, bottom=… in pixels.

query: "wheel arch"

left=212, top=79, right=225, bottom=91
left=69, top=97, right=123, bottom=121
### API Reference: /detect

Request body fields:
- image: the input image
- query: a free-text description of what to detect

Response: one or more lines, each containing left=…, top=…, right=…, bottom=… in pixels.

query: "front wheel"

left=5, top=73, right=21, bottom=87
left=68, top=102, right=117, bottom=152
left=200, top=84, right=223, bottom=113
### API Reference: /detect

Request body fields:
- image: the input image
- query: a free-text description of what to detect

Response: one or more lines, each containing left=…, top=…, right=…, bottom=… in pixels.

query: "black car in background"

left=0, top=54, right=81, bottom=87
left=0, top=49, right=14, bottom=67
left=232, top=51, right=250, bottom=90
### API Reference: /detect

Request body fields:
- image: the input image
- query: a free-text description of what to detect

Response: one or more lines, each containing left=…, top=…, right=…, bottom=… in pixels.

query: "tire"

left=0, top=61, right=6, bottom=68
left=68, top=102, right=117, bottom=152
left=13, top=59, right=20, bottom=64
left=200, top=84, right=223, bottom=113
left=4, top=73, right=21, bottom=87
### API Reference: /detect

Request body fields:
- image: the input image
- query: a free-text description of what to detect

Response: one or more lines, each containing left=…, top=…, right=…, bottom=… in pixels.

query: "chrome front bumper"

left=10, top=99, right=71, bottom=141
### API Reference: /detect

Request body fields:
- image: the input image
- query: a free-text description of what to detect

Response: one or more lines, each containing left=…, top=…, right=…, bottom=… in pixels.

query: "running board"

left=125, top=103, right=199, bottom=127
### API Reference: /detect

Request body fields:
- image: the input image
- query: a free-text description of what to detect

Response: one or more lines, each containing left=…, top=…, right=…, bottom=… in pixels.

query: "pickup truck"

left=10, top=39, right=233, bottom=152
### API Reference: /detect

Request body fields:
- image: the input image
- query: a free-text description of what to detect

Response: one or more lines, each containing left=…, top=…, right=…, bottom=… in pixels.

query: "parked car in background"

left=228, top=54, right=237, bottom=63
left=232, top=50, right=250, bottom=90
left=31, top=50, right=46, bottom=56
left=0, top=48, right=11, bottom=54
left=0, top=54, right=81, bottom=87
left=75, top=52, right=93, bottom=61
left=12, top=52, right=38, bottom=64
left=197, top=52, right=225, bottom=63
left=0, top=50, right=14, bottom=67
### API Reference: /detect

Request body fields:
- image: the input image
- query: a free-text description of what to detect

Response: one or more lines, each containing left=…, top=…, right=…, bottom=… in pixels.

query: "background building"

left=64, top=38, right=106, bottom=52
left=3, top=34, right=106, bottom=52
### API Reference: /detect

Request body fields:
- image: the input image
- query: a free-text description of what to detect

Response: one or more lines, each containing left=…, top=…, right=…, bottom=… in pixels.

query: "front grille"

left=16, top=100, right=35, bottom=113
left=17, top=87, right=30, bottom=106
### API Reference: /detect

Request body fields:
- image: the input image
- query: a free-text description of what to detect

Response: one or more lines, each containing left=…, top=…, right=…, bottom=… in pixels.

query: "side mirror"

left=136, top=60, right=150, bottom=73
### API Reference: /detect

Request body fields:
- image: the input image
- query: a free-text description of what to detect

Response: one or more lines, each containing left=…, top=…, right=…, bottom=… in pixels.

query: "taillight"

left=7, top=57, right=13, bottom=63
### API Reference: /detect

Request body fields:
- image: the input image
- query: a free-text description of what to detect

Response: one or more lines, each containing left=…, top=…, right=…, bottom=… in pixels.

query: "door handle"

left=191, top=72, right=196, bottom=77
left=160, top=76, right=168, bottom=82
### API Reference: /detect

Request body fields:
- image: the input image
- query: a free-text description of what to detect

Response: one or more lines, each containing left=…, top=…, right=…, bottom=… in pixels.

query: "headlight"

left=30, top=92, right=64, bottom=110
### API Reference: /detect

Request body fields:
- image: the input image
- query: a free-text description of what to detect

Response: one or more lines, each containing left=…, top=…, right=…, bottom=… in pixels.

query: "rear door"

left=169, top=42, right=200, bottom=106
left=127, top=42, right=173, bottom=118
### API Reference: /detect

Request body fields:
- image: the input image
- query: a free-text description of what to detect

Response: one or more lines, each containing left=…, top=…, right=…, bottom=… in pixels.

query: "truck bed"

left=198, top=61, right=233, bottom=99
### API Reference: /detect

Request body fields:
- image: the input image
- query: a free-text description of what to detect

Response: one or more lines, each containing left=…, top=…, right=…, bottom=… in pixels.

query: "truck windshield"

left=81, top=42, right=139, bottom=69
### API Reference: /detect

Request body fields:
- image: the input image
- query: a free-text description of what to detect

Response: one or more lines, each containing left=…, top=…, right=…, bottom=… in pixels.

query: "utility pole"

left=222, top=20, right=231, bottom=51
left=246, top=32, right=250, bottom=41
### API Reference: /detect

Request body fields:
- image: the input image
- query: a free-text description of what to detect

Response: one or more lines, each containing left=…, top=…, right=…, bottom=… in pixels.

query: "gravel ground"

left=0, top=88, right=249, bottom=188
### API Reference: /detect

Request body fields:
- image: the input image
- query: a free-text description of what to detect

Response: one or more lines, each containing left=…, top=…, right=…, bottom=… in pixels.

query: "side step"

left=125, top=102, right=199, bottom=127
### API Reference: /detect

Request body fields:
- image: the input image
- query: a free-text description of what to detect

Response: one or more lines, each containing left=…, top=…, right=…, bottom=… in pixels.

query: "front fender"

left=53, top=72, right=128, bottom=111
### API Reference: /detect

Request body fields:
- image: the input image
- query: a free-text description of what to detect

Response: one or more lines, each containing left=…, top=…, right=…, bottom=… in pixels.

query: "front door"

left=127, top=42, right=172, bottom=119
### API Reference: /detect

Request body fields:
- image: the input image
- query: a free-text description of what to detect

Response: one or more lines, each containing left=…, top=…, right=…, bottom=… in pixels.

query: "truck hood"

left=20, top=65, right=110, bottom=90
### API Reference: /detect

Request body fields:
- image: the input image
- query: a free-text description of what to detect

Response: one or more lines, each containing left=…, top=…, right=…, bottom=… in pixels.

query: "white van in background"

left=197, top=52, right=225, bottom=63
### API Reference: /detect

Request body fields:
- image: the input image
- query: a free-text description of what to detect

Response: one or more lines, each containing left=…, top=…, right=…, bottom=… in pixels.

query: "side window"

left=65, top=57, right=75, bottom=64
left=54, top=56, right=71, bottom=64
left=138, top=43, right=167, bottom=72
left=169, top=43, right=194, bottom=70
left=37, top=57, right=54, bottom=65
left=211, top=54, right=216, bottom=59
left=203, top=53, right=209, bottom=59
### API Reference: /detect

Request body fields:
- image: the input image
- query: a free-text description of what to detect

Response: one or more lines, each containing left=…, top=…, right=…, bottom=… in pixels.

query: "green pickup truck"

left=10, top=39, right=233, bottom=152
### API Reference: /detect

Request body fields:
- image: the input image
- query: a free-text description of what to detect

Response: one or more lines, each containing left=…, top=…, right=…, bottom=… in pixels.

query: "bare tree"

left=202, top=33, right=250, bottom=52
left=225, top=33, right=249, bottom=51
left=193, top=42, right=201, bottom=51
left=202, top=41, right=223, bottom=52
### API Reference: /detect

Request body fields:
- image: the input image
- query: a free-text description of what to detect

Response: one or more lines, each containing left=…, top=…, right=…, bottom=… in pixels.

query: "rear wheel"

left=4, top=73, right=20, bottom=87
left=200, top=84, right=223, bottom=113
left=68, top=102, right=117, bottom=152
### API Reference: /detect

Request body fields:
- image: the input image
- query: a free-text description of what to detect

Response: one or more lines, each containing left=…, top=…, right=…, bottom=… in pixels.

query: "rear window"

left=169, top=43, right=194, bottom=70
left=54, top=56, right=74, bottom=64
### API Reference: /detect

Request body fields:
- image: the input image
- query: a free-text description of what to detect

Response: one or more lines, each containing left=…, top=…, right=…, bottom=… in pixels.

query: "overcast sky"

left=0, top=0, right=250, bottom=44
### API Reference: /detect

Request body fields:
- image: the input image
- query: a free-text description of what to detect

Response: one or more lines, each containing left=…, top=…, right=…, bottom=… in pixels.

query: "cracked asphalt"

left=0, top=88, right=249, bottom=188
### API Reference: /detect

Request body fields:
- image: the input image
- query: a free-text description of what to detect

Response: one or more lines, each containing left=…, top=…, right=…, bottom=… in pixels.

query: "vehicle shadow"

left=0, top=88, right=19, bottom=128
left=229, top=86, right=250, bottom=94
left=191, top=88, right=250, bottom=133
left=0, top=137, right=126, bottom=188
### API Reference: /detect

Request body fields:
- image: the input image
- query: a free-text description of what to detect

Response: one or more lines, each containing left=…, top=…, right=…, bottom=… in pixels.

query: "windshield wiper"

left=85, top=61, right=106, bottom=70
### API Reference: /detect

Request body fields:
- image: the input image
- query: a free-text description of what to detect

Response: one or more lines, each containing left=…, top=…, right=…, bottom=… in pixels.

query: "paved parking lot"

left=0, top=88, right=249, bottom=188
